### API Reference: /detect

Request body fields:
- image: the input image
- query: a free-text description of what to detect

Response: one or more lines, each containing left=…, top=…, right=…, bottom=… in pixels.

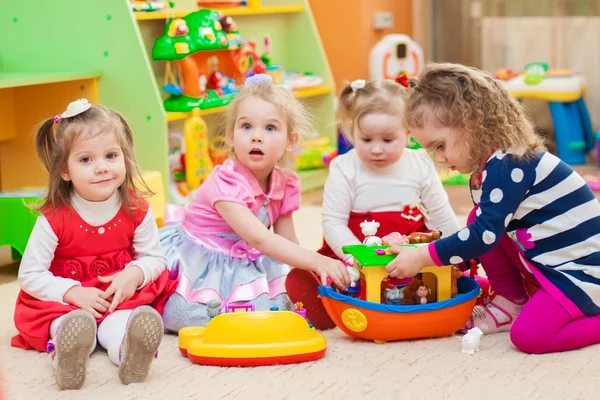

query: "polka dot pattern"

left=450, top=256, right=463, bottom=264
left=483, top=230, right=496, bottom=245
left=476, top=207, right=482, bottom=217
left=458, top=228, right=470, bottom=241
left=490, top=188, right=503, bottom=203
left=482, top=170, right=487, bottom=183
left=511, top=168, right=524, bottom=183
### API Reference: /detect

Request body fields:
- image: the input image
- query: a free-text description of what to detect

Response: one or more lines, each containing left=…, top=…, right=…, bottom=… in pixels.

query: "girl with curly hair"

left=385, top=63, right=600, bottom=354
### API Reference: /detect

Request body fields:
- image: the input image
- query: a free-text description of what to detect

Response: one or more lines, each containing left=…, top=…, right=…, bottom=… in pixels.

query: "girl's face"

left=61, top=131, right=126, bottom=202
left=410, top=123, right=472, bottom=174
left=354, top=113, right=407, bottom=170
left=230, top=96, right=297, bottom=179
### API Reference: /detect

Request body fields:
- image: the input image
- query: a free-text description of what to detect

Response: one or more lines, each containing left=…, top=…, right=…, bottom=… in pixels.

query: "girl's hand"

left=315, top=257, right=351, bottom=290
left=63, top=286, right=111, bottom=319
left=98, top=266, right=144, bottom=313
left=385, top=245, right=432, bottom=279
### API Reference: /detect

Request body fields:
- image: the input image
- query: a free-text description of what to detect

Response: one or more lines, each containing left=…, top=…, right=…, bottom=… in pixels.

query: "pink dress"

left=160, top=159, right=301, bottom=331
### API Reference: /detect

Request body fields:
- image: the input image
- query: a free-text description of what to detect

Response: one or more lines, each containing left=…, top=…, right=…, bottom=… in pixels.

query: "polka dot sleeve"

left=429, top=152, right=536, bottom=266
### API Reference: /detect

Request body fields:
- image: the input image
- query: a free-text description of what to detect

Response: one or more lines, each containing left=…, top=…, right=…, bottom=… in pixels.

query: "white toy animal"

left=360, top=220, right=382, bottom=246
left=461, top=327, right=483, bottom=355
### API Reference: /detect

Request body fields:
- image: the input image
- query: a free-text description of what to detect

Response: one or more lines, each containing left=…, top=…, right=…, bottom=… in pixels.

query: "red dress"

left=11, top=199, right=178, bottom=352
left=318, top=205, right=429, bottom=260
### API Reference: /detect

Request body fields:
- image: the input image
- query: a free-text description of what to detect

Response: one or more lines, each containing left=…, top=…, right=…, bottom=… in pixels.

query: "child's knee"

left=510, top=316, right=550, bottom=354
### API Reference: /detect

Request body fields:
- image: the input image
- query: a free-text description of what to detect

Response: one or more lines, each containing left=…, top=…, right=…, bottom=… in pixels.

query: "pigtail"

left=336, top=83, right=358, bottom=140
left=35, top=118, right=57, bottom=173
left=110, top=109, right=154, bottom=217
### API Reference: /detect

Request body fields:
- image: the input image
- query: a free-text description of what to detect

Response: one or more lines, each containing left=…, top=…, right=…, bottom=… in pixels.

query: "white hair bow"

left=350, top=79, right=366, bottom=92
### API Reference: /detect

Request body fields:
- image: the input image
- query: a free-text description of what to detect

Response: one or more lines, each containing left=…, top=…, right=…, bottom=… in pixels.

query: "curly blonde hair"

left=406, top=63, right=545, bottom=172
left=223, top=78, right=314, bottom=166
left=337, top=80, right=409, bottom=143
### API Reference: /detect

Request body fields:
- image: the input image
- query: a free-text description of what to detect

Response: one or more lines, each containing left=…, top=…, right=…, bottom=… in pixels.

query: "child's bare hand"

left=385, top=246, right=427, bottom=279
left=98, top=266, right=144, bottom=313
left=316, top=258, right=351, bottom=290
left=63, top=286, right=111, bottom=319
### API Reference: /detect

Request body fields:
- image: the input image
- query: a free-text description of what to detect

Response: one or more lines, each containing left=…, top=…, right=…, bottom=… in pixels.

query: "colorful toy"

left=369, top=34, right=424, bottom=81
left=183, top=108, right=214, bottom=190
left=500, top=67, right=593, bottom=165
left=461, top=327, right=483, bottom=355
left=318, top=241, right=479, bottom=343
left=224, top=303, right=255, bottom=313
left=401, top=278, right=429, bottom=305
left=292, top=137, right=338, bottom=171
left=153, top=10, right=262, bottom=112
left=293, top=302, right=307, bottom=320
left=198, top=0, right=247, bottom=7
left=360, top=220, right=383, bottom=246
left=131, top=1, right=165, bottom=12
left=208, top=135, right=229, bottom=166
left=178, top=310, right=327, bottom=366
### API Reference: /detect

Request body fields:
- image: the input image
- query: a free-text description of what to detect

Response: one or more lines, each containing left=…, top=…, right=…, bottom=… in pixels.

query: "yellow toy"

left=183, top=108, right=214, bottom=189
left=178, top=310, right=327, bottom=366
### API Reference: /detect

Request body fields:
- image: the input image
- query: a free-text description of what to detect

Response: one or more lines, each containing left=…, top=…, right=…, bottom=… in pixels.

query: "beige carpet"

left=1, top=205, right=600, bottom=400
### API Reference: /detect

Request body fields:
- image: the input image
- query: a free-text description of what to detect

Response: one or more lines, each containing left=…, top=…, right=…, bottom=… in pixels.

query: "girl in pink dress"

left=160, top=74, right=350, bottom=331
left=11, top=99, right=177, bottom=390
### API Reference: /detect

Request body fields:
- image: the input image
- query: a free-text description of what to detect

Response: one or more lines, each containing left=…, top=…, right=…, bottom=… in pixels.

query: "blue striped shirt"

left=432, top=151, right=600, bottom=316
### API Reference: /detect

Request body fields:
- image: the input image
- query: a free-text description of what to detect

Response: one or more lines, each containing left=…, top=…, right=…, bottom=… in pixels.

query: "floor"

left=1, top=181, right=600, bottom=399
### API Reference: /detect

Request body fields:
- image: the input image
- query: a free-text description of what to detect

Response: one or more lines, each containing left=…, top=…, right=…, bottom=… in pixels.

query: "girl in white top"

left=286, top=77, right=460, bottom=329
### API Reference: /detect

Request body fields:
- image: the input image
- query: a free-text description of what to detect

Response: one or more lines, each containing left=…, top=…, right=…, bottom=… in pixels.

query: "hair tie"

left=395, top=75, right=409, bottom=88
left=245, top=73, right=272, bottom=86
left=53, top=115, right=62, bottom=124
left=350, top=79, right=365, bottom=92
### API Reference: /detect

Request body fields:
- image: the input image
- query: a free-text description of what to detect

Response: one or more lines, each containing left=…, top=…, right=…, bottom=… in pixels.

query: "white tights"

left=50, top=309, right=133, bottom=366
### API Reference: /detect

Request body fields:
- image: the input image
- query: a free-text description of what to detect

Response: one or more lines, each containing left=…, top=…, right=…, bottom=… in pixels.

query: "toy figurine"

left=401, top=278, right=429, bottom=305
left=360, top=220, right=383, bottom=246
left=207, top=299, right=222, bottom=319
left=381, top=232, right=409, bottom=245
left=346, top=266, right=361, bottom=296
left=415, top=284, right=428, bottom=304
left=408, top=230, right=441, bottom=244
left=384, top=286, right=404, bottom=305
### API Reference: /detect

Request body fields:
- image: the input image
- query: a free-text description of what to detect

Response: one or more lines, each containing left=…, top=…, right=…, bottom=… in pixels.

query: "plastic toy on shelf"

left=197, top=0, right=247, bottom=7
left=131, top=1, right=165, bottom=12
left=292, top=137, right=337, bottom=171
left=369, top=34, right=424, bottom=81
left=177, top=309, right=327, bottom=367
left=152, top=9, right=270, bottom=112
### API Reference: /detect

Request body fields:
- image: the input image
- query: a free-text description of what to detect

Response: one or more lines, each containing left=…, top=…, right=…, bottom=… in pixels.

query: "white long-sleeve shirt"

left=322, top=149, right=460, bottom=263
left=18, top=191, right=167, bottom=304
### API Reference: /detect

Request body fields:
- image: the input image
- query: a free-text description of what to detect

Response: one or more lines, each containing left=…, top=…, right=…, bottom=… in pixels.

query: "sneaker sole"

left=55, top=310, right=97, bottom=390
left=119, top=306, right=163, bottom=385
left=285, top=268, right=336, bottom=330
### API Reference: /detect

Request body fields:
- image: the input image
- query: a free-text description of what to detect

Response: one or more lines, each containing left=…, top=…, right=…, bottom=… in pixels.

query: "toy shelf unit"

left=134, top=0, right=336, bottom=202
left=0, top=0, right=171, bottom=260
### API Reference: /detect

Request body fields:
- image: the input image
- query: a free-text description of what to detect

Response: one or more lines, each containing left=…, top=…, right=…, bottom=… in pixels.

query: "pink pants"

left=469, top=207, right=600, bottom=354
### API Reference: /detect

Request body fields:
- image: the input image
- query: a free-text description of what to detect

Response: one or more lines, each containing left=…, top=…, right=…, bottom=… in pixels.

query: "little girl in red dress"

left=11, top=99, right=177, bottom=390
left=285, top=79, right=460, bottom=329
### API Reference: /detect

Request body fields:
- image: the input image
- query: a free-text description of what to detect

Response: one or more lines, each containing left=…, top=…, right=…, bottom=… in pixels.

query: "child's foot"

left=119, top=306, right=163, bottom=385
left=461, top=295, right=526, bottom=334
left=285, top=268, right=336, bottom=330
left=52, top=310, right=97, bottom=390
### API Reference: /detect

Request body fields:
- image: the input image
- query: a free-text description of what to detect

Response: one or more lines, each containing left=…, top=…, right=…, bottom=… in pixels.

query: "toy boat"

left=318, top=243, right=480, bottom=343
left=178, top=310, right=327, bottom=366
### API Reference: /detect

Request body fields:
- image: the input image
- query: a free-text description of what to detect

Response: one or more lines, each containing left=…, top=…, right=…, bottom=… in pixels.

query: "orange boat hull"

left=319, top=277, right=479, bottom=342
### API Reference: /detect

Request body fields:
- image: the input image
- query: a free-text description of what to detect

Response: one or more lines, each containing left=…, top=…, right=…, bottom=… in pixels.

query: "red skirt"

left=11, top=270, right=178, bottom=352
left=318, top=208, right=429, bottom=260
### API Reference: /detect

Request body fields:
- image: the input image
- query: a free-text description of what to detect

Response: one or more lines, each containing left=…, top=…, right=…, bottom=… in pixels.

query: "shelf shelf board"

left=165, top=85, right=332, bottom=121
left=135, top=5, right=305, bottom=20
left=0, top=71, right=102, bottom=89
